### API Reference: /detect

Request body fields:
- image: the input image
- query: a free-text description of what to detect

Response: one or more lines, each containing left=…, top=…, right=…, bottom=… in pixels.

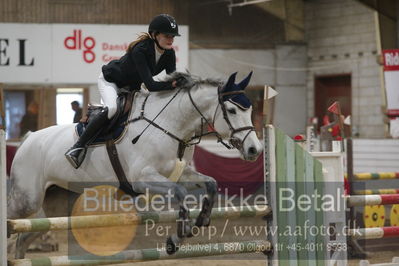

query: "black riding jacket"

left=102, top=38, right=176, bottom=92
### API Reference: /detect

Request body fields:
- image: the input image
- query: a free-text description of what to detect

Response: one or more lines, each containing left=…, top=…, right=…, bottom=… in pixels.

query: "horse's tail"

left=7, top=131, right=31, bottom=199
left=7, top=130, right=37, bottom=217
left=6, top=172, right=12, bottom=198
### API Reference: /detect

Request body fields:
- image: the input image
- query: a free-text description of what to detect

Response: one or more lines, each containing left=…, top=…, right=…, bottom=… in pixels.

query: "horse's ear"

left=224, top=72, right=237, bottom=91
left=238, top=71, right=253, bottom=90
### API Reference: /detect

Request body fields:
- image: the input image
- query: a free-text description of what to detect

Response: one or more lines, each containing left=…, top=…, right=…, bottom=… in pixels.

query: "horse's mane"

left=163, top=72, right=224, bottom=90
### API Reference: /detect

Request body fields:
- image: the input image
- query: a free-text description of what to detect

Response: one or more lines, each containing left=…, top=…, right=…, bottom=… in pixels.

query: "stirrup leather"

left=65, top=147, right=87, bottom=169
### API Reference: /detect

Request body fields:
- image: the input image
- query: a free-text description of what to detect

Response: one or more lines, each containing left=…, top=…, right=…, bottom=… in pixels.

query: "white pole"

left=0, top=130, right=7, bottom=266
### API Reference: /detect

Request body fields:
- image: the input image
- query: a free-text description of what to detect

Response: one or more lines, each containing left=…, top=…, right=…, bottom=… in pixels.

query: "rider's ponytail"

left=127, top=32, right=151, bottom=52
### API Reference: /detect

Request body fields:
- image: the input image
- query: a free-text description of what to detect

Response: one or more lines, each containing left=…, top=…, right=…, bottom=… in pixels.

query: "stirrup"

left=65, top=147, right=87, bottom=169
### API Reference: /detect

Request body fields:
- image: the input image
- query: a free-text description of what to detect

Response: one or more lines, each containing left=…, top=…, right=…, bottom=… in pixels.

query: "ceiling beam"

left=255, top=0, right=304, bottom=42
left=356, top=0, right=397, bottom=21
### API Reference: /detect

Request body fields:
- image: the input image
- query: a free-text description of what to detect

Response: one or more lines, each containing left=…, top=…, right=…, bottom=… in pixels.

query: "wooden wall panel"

left=0, top=0, right=282, bottom=49
left=187, top=1, right=284, bottom=49
left=0, top=0, right=189, bottom=25
left=35, top=87, right=56, bottom=129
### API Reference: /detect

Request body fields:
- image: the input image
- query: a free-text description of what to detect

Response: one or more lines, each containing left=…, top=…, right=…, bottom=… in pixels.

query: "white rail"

left=0, top=130, right=8, bottom=266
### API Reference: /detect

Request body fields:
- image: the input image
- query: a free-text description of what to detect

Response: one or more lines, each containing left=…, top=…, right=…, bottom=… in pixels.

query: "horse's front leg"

left=133, top=166, right=192, bottom=255
left=179, top=166, right=218, bottom=229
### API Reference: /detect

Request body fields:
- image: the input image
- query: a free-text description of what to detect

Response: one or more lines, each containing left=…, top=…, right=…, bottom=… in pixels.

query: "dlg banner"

left=0, top=23, right=189, bottom=84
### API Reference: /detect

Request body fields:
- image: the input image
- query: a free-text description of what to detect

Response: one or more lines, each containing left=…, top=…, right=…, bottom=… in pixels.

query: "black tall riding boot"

left=65, top=108, right=109, bottom=169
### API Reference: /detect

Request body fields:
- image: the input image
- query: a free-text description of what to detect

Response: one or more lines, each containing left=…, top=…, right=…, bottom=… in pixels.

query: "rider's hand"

left=174, top=76, right=187, bottom=88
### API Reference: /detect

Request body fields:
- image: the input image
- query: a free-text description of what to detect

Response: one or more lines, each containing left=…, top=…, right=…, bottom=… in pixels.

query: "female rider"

left=65, top=14, right=181, bottom=168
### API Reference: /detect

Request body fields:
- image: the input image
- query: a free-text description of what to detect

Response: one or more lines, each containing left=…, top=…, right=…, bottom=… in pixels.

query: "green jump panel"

left=266, top=126, right=327, bottom=266
left=275, top=127, right=290, bottom=266
left=295, top=144, right=308, bottom=266
left=314, top=160, right=325, bottom=266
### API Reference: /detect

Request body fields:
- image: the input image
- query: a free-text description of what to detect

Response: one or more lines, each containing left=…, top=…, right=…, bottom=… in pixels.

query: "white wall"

left=89, top=84, right=101, bottom=105
left=189, top=49, right=275, bottom=85
left=274, top=45, right=307, bottom=137
left=190, top=45, right=308, bottom=137
left=353, top=139, right=399, bottom=172
left=397, top=1, right=399, bottom=47
left=305, top=0, right=384, bottom=138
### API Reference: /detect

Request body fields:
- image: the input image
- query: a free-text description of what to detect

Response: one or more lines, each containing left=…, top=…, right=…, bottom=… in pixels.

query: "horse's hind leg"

left=179, top=167, right=218, bottom=228
left=8, top=171, right=47, bottom=259
left=7, top=169, right=46, bottom=220
left=14, top=208, right=47, bottom=259
left=16, top=233, right=47, bottom=259
left=134, top=166, right=192, bottom=255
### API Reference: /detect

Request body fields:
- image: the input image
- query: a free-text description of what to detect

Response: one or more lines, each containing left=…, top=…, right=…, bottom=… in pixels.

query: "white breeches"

left=98, top=72, right=118, bottom=119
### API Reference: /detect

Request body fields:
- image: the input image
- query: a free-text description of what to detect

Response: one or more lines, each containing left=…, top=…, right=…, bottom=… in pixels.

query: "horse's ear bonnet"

left=221, top=71, right=253, bottom=110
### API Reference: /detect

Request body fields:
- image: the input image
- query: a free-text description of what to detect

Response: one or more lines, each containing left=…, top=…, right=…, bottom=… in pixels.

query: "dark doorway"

left=315, top=75, right=351, bottom=127
left=4, top=90, right=37, bottom=140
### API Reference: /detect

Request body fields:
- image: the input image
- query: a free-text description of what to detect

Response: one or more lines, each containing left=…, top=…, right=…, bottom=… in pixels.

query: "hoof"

left=177, top=217, right=192, bottom=238
left=195, top=214, right=211, bottom=228
left=186, top=218, right=210, bottom=238
left=194, top=197, right=212, bottom=227
left=201, top=217, right=211, bottom=227
left=186, top=227, right=195, bottom=238
left=166, top=236, right=179, bottom=255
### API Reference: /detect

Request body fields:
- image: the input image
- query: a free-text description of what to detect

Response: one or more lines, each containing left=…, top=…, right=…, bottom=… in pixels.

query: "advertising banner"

left=383, top=49, right=399, bottom=138
left=0, top=23, right=189, bottom=84
left=383, top=49, right=399, bottom=117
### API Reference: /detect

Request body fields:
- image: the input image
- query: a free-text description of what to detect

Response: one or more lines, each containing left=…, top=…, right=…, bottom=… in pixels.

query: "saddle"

left=76, top=91, right=135, bottom=145
left=76, top=91, right=140, bottom=197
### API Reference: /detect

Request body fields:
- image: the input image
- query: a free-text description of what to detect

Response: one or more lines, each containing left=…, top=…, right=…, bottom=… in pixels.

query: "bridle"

left=188, top=86, right=255, bottom=154
left=216, top=88, right=256, bottom=152
left=126, top=85, right=255, bottom=159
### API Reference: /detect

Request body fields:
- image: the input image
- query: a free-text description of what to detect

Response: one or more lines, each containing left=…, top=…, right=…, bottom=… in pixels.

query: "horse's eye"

left=227, top=108, right=236, bottom=115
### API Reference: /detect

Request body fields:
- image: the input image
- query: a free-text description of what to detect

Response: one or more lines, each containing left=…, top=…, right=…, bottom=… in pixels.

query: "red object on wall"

left=323, top=115, right=341, bottom=138
left=193, top=146, right=264, bottom=196
left=6, top=145, right=17, bottom=176
left=344, top=177, right=349, bottom=195
left=328, top=101, right=341, bottom=115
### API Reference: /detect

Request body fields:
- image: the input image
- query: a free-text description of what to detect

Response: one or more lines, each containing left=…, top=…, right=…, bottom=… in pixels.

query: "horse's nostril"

left=248, top=146, right=257, bottom=155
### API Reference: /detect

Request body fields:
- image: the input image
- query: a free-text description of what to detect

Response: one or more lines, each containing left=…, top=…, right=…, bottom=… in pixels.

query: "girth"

left=104, top=91, right=142, bottom=198
left=106, top=139, right=141, bottom=197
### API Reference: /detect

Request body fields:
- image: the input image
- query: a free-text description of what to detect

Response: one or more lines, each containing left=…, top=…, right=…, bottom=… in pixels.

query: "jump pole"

left=347, top=194, right=399, bottom=207
left=8, top=205, right=270, bottom=234
left=0, top=130, right=7, bottom=266
left=9, top=240, right=271, bottom=266
left=353, top=189, right=399, bottom=195
left=349, top=226, right=399, bottom=240
left=353, top=172, right=399, bottom=180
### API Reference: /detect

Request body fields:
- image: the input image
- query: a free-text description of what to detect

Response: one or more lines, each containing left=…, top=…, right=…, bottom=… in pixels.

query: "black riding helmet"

left=148, top=14, right=180, bottom=37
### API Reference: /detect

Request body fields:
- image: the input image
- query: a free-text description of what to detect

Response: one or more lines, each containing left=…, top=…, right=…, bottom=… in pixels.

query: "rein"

left=125, top=85, right=255, bottom=159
